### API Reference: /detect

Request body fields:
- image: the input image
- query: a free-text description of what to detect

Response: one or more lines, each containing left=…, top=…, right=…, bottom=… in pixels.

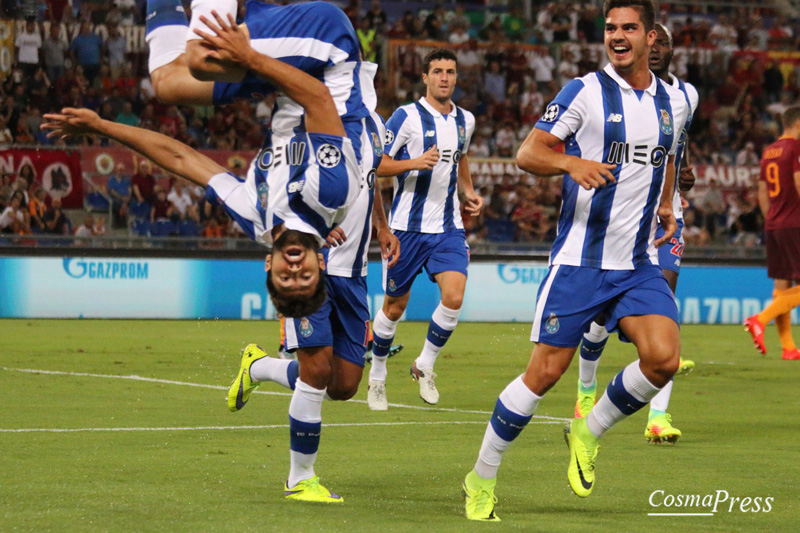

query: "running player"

left=744, top=105, right=800, bottom=361
left=367, top=49, right=482, bottom=409
left=573, top=22, right=699, bottom=444
left=462, top=0, right=690, bottom=521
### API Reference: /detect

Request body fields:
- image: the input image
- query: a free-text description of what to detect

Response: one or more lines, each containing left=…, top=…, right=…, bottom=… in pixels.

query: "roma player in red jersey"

left=745, top=106, right=800, bottom=360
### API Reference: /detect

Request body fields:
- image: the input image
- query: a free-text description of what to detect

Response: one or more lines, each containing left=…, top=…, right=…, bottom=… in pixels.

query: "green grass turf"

left=1, top=320, right=797, bottom=532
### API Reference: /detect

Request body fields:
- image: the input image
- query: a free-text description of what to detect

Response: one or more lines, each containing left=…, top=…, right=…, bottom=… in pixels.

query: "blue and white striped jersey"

left=534, top=63, right=690, bottom=270
left=667, top=73, right=698, bottom=222
left=325, top=63, right=386, bottom=278
left=190, top=0, right=368, bottom=136
left=384, top=97, right=475, bottom=233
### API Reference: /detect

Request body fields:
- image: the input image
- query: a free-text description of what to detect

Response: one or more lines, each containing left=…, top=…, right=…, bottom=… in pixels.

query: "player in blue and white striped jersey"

left=574, top=23, right=701, bottom=445
left=366, top=49, right=483, bottom=410
left=462, top=1, right=691, bottom=521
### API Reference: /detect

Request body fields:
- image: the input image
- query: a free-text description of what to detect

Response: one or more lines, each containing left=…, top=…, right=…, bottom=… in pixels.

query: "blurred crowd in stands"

left=2, top=0, right=797, bottom=247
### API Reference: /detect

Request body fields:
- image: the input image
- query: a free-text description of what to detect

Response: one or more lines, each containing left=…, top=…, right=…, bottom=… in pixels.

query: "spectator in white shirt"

left=15, top=20, right=42, bottom=78
left=167, top=180, right=199, bottom=221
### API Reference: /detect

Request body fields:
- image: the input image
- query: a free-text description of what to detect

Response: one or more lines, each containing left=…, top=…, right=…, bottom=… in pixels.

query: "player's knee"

left=326, top=383, right=358, bottom=401
left=440, top=292, right=463, bottom=310
left=639, top=346, right=679, bottom=387
left=383, top=300, right=406, bottom=321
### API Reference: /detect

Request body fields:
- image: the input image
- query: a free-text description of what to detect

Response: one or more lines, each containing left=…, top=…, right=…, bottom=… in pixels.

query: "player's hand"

left=678, top=165, right=695, bottom=192
left=41, top=108, right=102, bottom=139
left=378, top=226, right=400, bottom=268
left=324, top=226, right=346, bottom=248
left=463, top=190, right=483, bottom=216
left=414, top=145, right=439, bottom=170
left=194, top=11, right=254, bottom=68
left=654, top=204, right=677, bottom=247
left=565, top=158, right=616, bottom=190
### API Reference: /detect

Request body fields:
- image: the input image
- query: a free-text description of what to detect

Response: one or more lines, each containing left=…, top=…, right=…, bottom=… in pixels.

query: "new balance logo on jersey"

left=607, top=113, right=622, bottom=123
left=425, top=130, right=435, bottom=137
left=288, top=179, right=305, bottom=193
left=606, top=141, right=668, bottom=167
left=257, top=142, right=306, bottom=171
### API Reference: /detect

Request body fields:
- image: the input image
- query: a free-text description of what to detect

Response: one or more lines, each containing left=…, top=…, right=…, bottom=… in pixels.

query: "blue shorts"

left=284, top=275, right=369, bottom=367
left=384, top=229, right=469, bottom=296
left=655, top=219, right=685, bottom=274
left=530, top=264, right=678, bottom=347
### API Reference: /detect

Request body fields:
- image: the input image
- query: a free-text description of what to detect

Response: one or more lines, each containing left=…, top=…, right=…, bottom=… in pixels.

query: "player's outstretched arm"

left=376, top=146, right=439, bottom=177
left=41, top=108, right=226, bottom=188
left=457, top=153, right=483, bottom=216
left=517, top=128, right=616, bottom=190
left=194, top=11, right=344, bottom=138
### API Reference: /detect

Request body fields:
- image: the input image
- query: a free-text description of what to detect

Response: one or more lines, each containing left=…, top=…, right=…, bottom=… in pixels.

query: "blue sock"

left=372, top=333, right=393, bottom=357
left=286, top=360, right=299, bottom=391
left=145, top=0, right=188, bottom=35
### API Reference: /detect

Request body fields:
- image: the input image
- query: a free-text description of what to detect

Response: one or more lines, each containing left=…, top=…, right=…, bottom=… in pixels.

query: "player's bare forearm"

left=43, top=108, right=225, bottom=187
left=457, top=153, right=483, bottom=215
left=195, top=11, right=344, bottom=137
left=185, top=40, right=247, bottom=82
left=371, top=182, right=390, bottom=233
left=377, top=153, right=430, bottom=177
left=517, top=128, right=615, bottom=188
left=660, top=157, right=676, bottom=208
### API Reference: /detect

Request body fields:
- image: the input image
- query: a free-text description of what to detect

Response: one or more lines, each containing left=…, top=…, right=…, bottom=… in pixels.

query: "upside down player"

left=573, top=23, right=698, bottom=444
left=461, top=0, right=690, bottom=521
left=745, top=105, right=800, bottom=361
left=43, top=17, right=364, bottom=503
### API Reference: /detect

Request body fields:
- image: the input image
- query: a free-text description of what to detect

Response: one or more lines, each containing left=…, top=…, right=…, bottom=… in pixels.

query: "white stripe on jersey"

left=535, top=63, right=690, bottom=270
left=668, top=74, right=699, bottom=222
left=326, top=65, right=384, bottom=277
left=385, top=97, right=475, bottom=234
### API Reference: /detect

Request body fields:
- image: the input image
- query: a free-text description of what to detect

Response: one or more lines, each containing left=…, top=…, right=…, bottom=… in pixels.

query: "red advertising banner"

left=0, top=148, right=84, bottom=208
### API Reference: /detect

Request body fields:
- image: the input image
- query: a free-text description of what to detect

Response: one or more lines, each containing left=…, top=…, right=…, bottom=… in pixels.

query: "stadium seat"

left=486, top=218, right=516, bottom=242
left=86, top=192, right=110, bottom=211
left=129, top=201, right=150, bottom=220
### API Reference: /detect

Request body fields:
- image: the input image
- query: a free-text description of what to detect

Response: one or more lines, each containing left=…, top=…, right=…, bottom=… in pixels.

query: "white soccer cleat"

left=367, top=380, right=388, bottom=411
left=410, top=362, right=439, bottom=405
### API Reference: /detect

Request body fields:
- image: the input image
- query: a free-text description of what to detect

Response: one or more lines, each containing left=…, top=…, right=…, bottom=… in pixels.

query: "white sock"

left=369, top=309, right=399, bottom=382
left=474, top=376, right=541, bottom=479
left=249, top=357, right=293, bottom=389
left=415, top=303, right=461, bottom=370
left=187, top=0, right=237, bottom=42
left=586, top=361, right=661, bottom=438
left=585, top=321, right=609, bottom=343
left=649, top=379, right=673, bottom=413
left=287, top=379, right=324, bottom=488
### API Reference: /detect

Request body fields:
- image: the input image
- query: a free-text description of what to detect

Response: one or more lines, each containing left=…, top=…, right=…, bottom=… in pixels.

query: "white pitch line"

left=0, top=367, right=571, bottom=423
left=0, top=419, right=563, bottom=434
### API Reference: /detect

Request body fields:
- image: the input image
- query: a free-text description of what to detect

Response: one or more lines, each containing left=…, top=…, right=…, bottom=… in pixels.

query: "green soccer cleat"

left=462, top=470, right=500, bottom=522
left=645, top=413, right=682, bottom=444
left=574, top=379, right=596, bottom=418
left=284, top=476, right=343, bottom=503
left=564, top=417, right=599, bottom=498
left=227, top=343, right=267, bottom=412
left=677, top=357, right=695, bottom=375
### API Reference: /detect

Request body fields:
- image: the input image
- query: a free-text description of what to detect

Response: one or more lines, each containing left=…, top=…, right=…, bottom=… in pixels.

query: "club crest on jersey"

left=542, top=104, right=559, bottom=123
left=299, top=318, right=314, bottom=338
left=257, top=182, right=269, bottom=210
left=384, top=130, right=395, bottom=145
left=317, top=144, right=342, bottom=168
left=458, top=125, right=466, bottom=144
left=371, top=132, right=382, bottom=157
left=659, top=109, right=673, bottom=135
left=545, top=313, right=560, bottom=334
left=388, top=278, right=397, bottom=292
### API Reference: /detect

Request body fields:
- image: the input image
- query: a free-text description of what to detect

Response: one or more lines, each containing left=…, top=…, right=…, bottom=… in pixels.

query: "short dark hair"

left=423, top=49, right=458, bottom=74
left=266, top=269, right=327, bottom=318
left=783, top=106, right=800, bottom=130
left=603, top=0, right=655, bottom=32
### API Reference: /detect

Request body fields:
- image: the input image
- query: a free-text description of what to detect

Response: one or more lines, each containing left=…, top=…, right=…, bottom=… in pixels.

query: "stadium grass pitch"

left=1, top=319, right=797, bottom=531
